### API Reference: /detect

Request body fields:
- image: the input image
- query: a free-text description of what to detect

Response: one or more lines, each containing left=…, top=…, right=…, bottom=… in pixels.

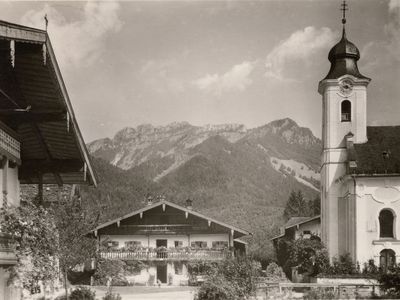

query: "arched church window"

left=341, top=100, right=351, bottom=122
left=379, top=209, right=395, bottom=238
left=380, top=249, right=396, bottom=272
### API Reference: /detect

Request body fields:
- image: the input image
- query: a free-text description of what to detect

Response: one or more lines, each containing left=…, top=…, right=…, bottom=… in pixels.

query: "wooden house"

left=90, top=198, right=251, bottom=286
left=0, top=20, right=96, bottom=299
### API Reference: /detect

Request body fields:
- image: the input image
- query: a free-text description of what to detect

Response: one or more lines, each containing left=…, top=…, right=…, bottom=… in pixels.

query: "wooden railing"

left=100, top=248, right=232, bottom=261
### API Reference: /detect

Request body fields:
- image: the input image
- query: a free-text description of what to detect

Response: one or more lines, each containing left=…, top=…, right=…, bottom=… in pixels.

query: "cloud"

left=21, top=1, right=122, bottom=69
left=265, top=26, right=336, bottom=80
left=385, top=0, right=400, bottom=60
left=193, top=61, right=255, bottom=95
left=139, top=59, right=185, bottom=94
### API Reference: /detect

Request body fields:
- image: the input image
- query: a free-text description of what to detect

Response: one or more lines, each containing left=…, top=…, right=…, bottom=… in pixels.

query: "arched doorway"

left=380, top=249, right=396, bottom=272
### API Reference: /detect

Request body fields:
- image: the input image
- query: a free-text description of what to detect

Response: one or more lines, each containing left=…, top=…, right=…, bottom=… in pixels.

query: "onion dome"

left=323, top=1, right=369, bottom=80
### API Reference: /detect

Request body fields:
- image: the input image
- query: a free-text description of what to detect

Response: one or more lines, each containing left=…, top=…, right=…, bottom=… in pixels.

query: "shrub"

left=196, top=257, right=260, bottom=300
left=69, top=286, right=96, bottom=300
left=287, top=238, right=329, bottom=276
left=195, top=276, right=237, bottom=300
left=303, top=288, right=338, bottom=300
left=322, top=253, right=360, bottom=276
left=377, top=264, right=400, bottom=297
left=362, top=259, right=379, bottom=276
left=93, top=259, right=126, bottom=285
left=265, top=262, right=287, bottom=282
left=102, top=290, right=122, bottom=300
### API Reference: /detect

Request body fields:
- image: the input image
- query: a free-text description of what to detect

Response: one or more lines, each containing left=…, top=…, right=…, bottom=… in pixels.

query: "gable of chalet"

left=91, top=200, right=252, bottom=240
left=0, top=20, right=96, bottom=186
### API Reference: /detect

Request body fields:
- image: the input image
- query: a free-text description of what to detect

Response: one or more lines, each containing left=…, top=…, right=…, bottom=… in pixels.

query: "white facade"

left=345, top=177, right=400, bottom=265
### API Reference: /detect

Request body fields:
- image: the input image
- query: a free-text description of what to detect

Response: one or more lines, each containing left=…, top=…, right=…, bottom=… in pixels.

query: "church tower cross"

left=341, top=0, right=348, bottom=25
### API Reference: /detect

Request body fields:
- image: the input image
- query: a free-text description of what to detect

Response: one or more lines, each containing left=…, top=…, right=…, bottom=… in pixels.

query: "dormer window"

left=341, top=100, right=351, bottom=122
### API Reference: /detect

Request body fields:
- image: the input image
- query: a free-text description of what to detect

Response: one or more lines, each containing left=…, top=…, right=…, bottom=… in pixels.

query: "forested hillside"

left=81, top=118, right=322, bottom=261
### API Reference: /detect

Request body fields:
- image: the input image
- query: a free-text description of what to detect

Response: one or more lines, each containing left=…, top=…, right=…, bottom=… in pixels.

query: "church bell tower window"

left=379, top=209, right=395, bottom=238
left=341, top=100, right=351, bottom=122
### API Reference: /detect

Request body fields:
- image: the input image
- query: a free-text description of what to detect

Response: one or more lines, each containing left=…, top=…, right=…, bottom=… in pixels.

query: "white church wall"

left=354, top=177, right=400, bottom=265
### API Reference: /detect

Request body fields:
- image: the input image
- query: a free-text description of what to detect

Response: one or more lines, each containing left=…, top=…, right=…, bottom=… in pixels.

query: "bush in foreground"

left=195, top=257, right=261, bottom=300
left=69, top=286, right=96, bottom=300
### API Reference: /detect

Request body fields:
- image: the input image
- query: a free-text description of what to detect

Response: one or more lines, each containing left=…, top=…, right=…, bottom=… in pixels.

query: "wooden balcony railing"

left=100, top=248, right=232, bottom=261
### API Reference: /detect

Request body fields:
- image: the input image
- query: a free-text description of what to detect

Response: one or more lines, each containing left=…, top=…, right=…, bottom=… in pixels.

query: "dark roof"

left=284, top=217, right=315, bottom=228
left=0, top=20, right=96, bottom=186
left=270, top=215, right=320, bottom=241
left=324, top=30, right=369, bottom=80
left=91, top=200, right=252, bottom=239
left=350, top=126, right=400, bottom=175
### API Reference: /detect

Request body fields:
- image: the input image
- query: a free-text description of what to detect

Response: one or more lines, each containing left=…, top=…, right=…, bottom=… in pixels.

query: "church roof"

left=349, top=126, right=400, bottom=175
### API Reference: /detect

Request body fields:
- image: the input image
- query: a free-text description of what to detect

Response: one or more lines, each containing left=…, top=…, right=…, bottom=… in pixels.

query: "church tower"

left=318, top=1, right=370, bottom=259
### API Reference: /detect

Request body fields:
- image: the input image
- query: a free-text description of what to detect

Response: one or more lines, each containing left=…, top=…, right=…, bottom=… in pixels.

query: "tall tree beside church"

left=283, top=190, right=308, bottom=220
left=311, top=195, right=321, bottom=216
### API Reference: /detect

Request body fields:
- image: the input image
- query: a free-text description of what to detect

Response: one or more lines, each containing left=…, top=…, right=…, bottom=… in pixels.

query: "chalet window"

left=191, top=241, right=207, bottom=249
left=174, top=241, right=183, bottom=248
left=379, top=209, right=395, bottom=238
left=341, top=100, right=351, bottom=122
left=380, top=249, right=396, bottom=272
left=174, top=262, right=183, bottom=275
left=107, top=241, right=119, bottom=249
left=125, top=241, right=142, bottom=250
left=303, top=230, right=311, bottom=235
left=212, top=241, right=229, bottom=249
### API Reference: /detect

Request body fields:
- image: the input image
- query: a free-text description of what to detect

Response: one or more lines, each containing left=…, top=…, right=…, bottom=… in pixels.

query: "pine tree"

left=283, top=190, right=307, bottom=220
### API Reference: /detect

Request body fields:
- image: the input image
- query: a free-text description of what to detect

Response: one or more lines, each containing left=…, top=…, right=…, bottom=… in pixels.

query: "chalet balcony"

left=100, top=248, right=232, bottom=261
left=0, top=234, right=17, bottom=266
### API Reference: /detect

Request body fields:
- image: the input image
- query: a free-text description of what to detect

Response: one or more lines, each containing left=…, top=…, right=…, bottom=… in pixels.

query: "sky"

left=0, top=0, right=399, bottom=142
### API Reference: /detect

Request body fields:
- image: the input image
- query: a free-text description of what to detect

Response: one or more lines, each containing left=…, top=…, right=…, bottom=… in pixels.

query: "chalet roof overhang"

left=90, top=200, right=252, bottom=239
left=0, top=20, right=97, bottom=186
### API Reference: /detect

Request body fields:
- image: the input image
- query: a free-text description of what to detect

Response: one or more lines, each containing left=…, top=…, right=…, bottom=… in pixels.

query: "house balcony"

left=0, top=234, right=17, bottom=266
left=99, top=248, right=232, bottom=261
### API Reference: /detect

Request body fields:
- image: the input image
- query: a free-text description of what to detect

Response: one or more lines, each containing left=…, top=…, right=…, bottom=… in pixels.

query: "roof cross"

left=341, top=0, right=348, bottom=25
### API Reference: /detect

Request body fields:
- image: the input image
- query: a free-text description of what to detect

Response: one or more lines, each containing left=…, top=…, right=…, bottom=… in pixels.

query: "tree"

left=287, top=238, right=329, bottom=276
left=283, top=190, right=308, bottom=220
left=310, top=195, right=320, bottom=216
left=196, top=257, right=261, bottom=300
left=51, top=186, right=97, bottom=299
left=0, top=202, right=58, bottom=292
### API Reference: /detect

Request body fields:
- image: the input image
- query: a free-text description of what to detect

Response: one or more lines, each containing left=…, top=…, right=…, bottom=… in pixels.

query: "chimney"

left=147, top=195, right=153, bottom=206
left=185, top=198, right=193, bottom=210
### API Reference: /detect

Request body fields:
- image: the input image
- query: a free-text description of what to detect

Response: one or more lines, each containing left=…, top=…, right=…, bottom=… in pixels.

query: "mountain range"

left=82, top=118, right=322, bottom=260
